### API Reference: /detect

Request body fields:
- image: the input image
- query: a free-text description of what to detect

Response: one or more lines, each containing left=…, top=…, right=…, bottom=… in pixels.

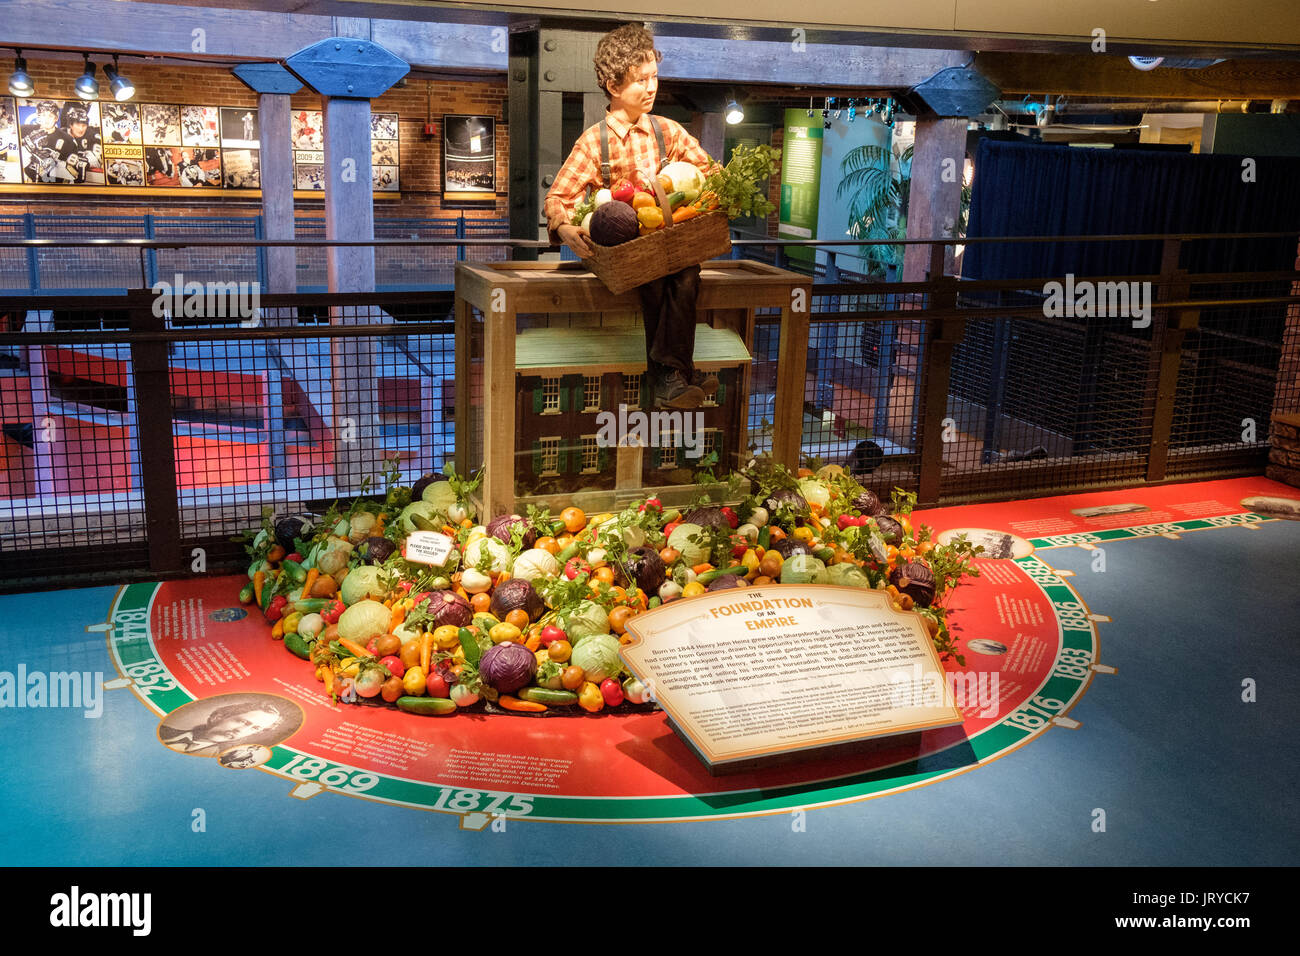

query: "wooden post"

left=130, top=294, right=184, bottom=575
left=453, top=296, right=472, bottom=478
left=885, top=117, right=968, bottom=448
left=283, top=37, right=409, bottom=493
left=258, top=93, right=297, bottom=295
left=480, top=291, right=517, bottom=518
left=694, top=111, right=725, bottom=163
left=1146, top=239, right=1195, bottom=482
left=917, top=279, right=961, bottom=505
left=772, top=288, right=811, bottom=469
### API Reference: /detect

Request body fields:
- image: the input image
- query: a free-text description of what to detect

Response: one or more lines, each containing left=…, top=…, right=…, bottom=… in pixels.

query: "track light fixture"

left=104, top=54, right=134, bottom=101
left=724, top=90, right=743, bottom=125
left=9, top=49, right=33, bottom=97
left=74, top=53, right=98, bottom=100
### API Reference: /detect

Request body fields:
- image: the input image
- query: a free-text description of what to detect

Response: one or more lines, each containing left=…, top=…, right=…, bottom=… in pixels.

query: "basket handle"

left=647, top=167, right=675, bottom=230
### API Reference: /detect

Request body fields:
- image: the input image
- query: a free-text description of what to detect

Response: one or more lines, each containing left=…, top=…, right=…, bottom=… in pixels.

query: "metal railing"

left=0, top=230, right=1296, bottom=589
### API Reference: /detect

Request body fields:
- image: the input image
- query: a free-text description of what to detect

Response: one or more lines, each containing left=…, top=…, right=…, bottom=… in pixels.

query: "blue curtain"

left=963, top=139, right=1300, bottom=279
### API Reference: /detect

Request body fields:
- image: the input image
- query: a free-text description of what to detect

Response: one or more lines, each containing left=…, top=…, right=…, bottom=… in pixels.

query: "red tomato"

left=540, top=625, right=567, bottom=647
left=380, top=655, right=405, bottom=679
left=600, top=678, right=624, bottom=707
left=426, top=671, right=449, bottom=699
left=564, top=557, right=592, bottom=580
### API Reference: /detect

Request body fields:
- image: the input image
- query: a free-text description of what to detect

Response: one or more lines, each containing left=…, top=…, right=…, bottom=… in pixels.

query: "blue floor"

left=2, top=518, right=1298, bottom=866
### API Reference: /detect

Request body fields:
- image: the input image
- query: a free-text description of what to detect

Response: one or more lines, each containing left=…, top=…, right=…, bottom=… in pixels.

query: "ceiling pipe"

left=994, top=99, right=1270, bottom=114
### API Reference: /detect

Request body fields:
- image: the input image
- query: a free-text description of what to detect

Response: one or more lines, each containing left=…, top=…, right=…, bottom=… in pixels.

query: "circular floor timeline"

left=102, top=539, right=1109, bottom=826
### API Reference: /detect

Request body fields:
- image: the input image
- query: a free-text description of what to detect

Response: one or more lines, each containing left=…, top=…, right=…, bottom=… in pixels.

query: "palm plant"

left=837, top=142, right=913, bottom=276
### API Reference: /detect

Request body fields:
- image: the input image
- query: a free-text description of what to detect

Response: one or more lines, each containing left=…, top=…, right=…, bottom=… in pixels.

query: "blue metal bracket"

left=232, top=63, right=304, bottom=96
left=284, top=39, right=409, bottom=99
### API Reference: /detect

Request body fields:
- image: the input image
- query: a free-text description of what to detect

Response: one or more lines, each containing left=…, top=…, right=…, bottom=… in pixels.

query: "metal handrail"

left=0, top=229, right=1298, bottom=249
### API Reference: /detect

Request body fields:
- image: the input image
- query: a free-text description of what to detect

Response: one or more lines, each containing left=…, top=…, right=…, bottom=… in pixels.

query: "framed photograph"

left=442, top=114, right=495, bottom=202
left=141, top=104, right=181, bottom=146
left=17, top=98, right=104, bottom=184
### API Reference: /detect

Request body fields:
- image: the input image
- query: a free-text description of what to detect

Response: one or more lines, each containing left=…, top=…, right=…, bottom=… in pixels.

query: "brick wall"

left=1, top=57, right=508, bottom=219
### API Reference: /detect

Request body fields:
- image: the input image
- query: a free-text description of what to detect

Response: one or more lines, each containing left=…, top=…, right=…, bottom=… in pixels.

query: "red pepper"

left=611, top=179, right=635, bottom=204
left=837, top=514, right=855, bottom=531
left=265, top=594, right=288, bottom=622
left=322, top=599, right=345, bottom=625
left=285, top=552, right=302, bottom=563
left=639, top=497, right=662, bottom=513
left=663, top=521, right=681, bottom=538
left=721, top=507, right=739, bottom=529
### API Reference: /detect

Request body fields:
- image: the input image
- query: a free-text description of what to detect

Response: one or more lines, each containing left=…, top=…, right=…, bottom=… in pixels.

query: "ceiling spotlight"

left=725, top=98, right=744, bottom=124
left=74, top=54, right=98, bottom=100
left=105, top=55, right=134, bottom=101
left=8, top=49, right=33, bottom=97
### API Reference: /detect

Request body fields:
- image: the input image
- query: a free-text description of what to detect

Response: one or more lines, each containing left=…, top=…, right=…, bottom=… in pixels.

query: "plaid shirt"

left=544, top=112, right=713, bottom=241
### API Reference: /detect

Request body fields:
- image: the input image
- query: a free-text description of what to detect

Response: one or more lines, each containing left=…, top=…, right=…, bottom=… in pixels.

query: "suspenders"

left=598, top=114, right=667, bottom=188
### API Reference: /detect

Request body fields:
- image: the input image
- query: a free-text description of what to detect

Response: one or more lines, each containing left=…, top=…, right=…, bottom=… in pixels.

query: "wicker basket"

left=581, top=175, right=731, bottom=295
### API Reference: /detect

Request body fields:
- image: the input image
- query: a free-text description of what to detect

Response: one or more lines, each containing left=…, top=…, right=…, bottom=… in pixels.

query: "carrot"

left=390, top=604, right=406, bottom=631
left=253, top=570, right=266, bottom=607
left=419, top=632, right=433, bottom=674
left=692, top=562, right=714, bottom=576
left=321, top=667, right=335, bottom=697
left=299, top=567, right=319, bottom=601
left=672, top=205, right=700, bottom=223
left=524, top=631, right=542, bottom=653
left=499, top=695, right=547, bottom=713
left=271, top=619, right=285, bottom=640
left=442, top=524, right=457, bottom=536
left=337, top=638, right=374, bottom=659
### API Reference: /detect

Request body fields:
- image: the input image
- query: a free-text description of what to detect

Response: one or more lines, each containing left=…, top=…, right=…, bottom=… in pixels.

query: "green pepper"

left=238, top=582, right=255, bottom=605
left=458, top=626, right=483, bottom=665
left=259, top=573, right=278, bottom=612
left=758, top=526, right=771, bottom=550
left=280, top=559, right=307, bottom=585
left=283, top=632, right=312, bottom=660
left=696, top=564, right=747, bottom=584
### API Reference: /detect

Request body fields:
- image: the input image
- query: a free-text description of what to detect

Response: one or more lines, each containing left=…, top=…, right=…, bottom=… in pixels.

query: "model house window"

left=581, top=435, right=600, bottom=473
left=583, top=376, right=602, bottom=412
left=659, top=433, right=678, bottom=469
left=542, top=377, right=560, bottom=413
left=540, top=437, right=560, bottom=475
left=703, top=429, right=719, bottom=461
left=623, top=373, right=641, bottom=409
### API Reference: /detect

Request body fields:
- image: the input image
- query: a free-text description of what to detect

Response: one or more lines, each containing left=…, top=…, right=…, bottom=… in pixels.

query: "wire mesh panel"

left=173, top=301, right=459, bottom=565
left=462, top=218, right=512, bottom=266
left=375, top=218, right=459, bottom=288
left=0, top=312, right=147, bottom=589
left=154, top=217, right=261, bottom=288
left=33, top=216, right=146, bottom=290
left=0, top=216, right=30, bottom=293
left=293, top=218, right=327, bottom=290
left=1169, top=298, right=1286, bottom=474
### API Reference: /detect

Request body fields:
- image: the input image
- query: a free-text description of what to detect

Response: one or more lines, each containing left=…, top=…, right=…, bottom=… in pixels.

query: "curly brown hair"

left=594, top=23, right=662, bottom=98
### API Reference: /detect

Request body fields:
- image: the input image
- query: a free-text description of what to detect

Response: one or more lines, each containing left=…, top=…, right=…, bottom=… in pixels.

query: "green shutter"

left=532, top=386, right=543, bottom=414
left=650, top=445, right=661, bottom=468
left=598, top=446, right=610, bottom=471
left=716, top=382, right=726, bottom=405
left=640, top=375, right=651, bottom=409
left=532, top=440, right=543, bottom=475
left=558, top=383, right=569, bottom=412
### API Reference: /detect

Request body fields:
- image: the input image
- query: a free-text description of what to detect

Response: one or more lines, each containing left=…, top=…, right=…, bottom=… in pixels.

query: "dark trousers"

left=636, top=264, right=701, bottom=381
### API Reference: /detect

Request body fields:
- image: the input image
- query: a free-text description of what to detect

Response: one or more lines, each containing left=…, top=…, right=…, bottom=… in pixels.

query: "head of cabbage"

left=780, top=554, right=827, bottom=585
left=560, top=600, right=609, bottom=641
left=340, top=564, right=387, bottom=605
left=824, top=562, right=871, bottom=589
left=569, top=633, right=623, bottom=684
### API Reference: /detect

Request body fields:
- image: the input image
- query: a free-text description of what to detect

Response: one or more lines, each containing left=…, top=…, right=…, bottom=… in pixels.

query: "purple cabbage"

left=489, top=578, right=544, bottom=622
left=705, top=574, right=745, bottom=591
left=479, top=642, right=538, bottom=694
left=487, top=513, right=537, bottom=550
left=772, top=538, right=813, bottom=559
left=889, top=560, right=936, bottom=608
left=624, top=546, right=666, bottom=595
left=423, top=590, right=472, bottom=628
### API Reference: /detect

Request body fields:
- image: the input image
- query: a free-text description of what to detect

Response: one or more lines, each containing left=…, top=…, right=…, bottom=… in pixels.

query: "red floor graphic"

left=104, top=476, right=1299, bottom=823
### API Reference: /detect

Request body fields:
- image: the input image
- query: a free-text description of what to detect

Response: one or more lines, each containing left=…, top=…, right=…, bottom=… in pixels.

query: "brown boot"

left=690, top=369, right=719, bottom=398
left=653, top=370, right=704, bottom=409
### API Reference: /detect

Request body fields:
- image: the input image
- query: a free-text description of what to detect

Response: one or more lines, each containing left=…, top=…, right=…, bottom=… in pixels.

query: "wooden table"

left=453, top=259, right=812, bottom=518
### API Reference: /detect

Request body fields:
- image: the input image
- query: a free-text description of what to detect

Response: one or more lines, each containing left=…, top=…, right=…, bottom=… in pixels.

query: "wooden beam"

left=257, top=93, right=295, bottom=294
left=977, top=53, right=1300, bottom=99
left=657, top=36, right=967, bottom=87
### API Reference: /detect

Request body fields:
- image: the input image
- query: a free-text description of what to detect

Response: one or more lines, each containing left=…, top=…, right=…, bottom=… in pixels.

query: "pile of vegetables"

left=236, top=457, right=984, bottom=718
